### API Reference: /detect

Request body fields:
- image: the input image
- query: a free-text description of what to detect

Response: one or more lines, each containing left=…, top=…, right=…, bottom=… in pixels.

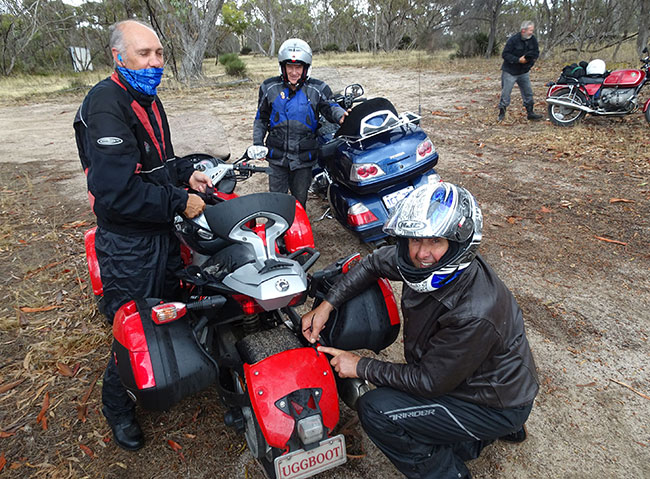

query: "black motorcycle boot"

left=526, top=104, right=543, bottom=121
left=109, top=416, right=144, bottom=451
left=497, top=107, right=506, bottom=122
left=498, top=424, right=527, bottom=443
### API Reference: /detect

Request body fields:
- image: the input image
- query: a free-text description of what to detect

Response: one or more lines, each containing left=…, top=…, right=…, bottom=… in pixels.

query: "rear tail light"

left=416, top=139, right=435, bottom=162
left=350, top=163, right=385, bottom=181
left=347, top=203, right=378, bottom=226
left=151, top=302, right=187, bottom=324
left=342, top=253, right=361, bottom=273
left=233, top=293, right=304, bottom=315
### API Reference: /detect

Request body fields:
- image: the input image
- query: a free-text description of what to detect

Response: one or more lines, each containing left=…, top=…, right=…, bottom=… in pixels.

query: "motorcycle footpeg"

left=224, top=407, right=245, bottom=432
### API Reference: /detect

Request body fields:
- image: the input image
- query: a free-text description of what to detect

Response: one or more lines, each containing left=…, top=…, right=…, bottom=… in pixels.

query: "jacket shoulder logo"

left=97, top=137, right=123, bottom=146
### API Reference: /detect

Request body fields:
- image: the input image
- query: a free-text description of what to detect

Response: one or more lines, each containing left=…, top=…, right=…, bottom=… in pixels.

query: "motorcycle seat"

left=203, top=192, right=296, bottom=240
left=579, top=75, right=606, bottom=84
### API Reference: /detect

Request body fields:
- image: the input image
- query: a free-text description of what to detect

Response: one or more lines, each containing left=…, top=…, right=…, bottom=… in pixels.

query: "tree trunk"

left=638, top=0, right=650, bottom=54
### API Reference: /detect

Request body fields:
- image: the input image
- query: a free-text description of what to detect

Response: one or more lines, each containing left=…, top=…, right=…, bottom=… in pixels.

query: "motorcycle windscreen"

left=244, top=347, right=339, bottom=449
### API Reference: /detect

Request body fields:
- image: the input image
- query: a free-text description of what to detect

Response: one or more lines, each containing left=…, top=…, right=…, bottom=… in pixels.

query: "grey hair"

left=109, top=19, right=158, bottom=64
left=520, top=20, right=534, bottom=30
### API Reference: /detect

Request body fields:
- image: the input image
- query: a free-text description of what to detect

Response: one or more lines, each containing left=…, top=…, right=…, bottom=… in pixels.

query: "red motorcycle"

left=84, top=147, right=401, bottom=479
left=546, top=47, right=650, bottom=127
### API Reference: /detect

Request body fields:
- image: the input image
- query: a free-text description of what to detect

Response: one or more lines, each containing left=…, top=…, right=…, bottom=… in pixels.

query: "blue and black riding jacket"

left=253, top=76, right=345, bottom=170
left=74, top=71, right=194, bottom=236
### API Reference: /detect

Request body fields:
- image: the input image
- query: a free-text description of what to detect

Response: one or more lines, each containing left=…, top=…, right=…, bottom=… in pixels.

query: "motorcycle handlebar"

left=185, top=295, right=227, bottom=311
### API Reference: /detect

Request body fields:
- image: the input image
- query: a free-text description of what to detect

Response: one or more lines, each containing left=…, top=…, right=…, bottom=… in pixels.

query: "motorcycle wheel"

left=547, top=88, right=587, bottom=127
left=645, top=106, right=650, bottom=123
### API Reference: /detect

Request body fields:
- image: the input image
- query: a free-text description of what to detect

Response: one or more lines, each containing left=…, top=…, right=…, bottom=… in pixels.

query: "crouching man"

left=302, top=182, right=539, bottom=479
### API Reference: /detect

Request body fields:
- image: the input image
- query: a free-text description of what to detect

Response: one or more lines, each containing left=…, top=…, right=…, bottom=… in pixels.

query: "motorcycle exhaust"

left=545, top=97, right=595, bottom=113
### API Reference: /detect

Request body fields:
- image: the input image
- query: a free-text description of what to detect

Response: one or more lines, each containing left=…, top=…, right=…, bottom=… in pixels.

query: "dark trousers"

left=95, top=227, right=183, bottom=423
left=357, top=388, right=533, bottom=479
left=268, top=164, right=312, bottom=208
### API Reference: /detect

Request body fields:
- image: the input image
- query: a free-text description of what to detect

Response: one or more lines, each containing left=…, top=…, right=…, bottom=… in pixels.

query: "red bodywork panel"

left=244, top=347, right=339, bottom=449
left=377, top=278, right=400, bottom=326
left=603, top=69, right=645, bottom=87
left=284, top=201, right=315, bottom=251
left=84, top=227, right=103, bottom=296
left=113, top=301, right=156, bottom=389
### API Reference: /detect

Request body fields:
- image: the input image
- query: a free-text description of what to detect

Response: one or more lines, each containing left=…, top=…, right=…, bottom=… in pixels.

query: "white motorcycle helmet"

left=278, top=38, right=312, bottom=87
left=586, top=59, right=606, bottom=76
left=383, top=182, right=483, bottom=293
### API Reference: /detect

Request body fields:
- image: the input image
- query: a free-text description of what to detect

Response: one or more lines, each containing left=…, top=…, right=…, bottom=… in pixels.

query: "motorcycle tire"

left=547, top=88, right=587, bottom=127
left=645, top=106, right=650, bottom=124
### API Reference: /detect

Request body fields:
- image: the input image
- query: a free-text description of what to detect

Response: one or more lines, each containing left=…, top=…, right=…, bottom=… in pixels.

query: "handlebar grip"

left=186, top=295, right=227, bottom=311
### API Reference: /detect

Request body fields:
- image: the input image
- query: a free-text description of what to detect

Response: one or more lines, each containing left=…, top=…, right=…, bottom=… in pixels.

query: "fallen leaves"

left=56, top=362, right=80, bottom=378
left=36, top=392, right=50, bottom=430
left=0, top=452, right=5, bottom=472
left=0, top=378, right=26, bottom=394
left=168, top=439, right=185, bottom=461
left=594, top=236, right=627, bottom=246
left=23, top=260, right=65, bottom=279
left=77, top=374, right=100, bottom=423
left=609, top=198, right=634, bottom=204
left=79, top=444, right=94, bottom=458
left=19, top=305, right=61, bottom=313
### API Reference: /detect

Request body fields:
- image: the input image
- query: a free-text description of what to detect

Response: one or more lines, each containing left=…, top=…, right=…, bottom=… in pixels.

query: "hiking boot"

left=526, top=105, right=543, bottom=121
left=499, top=425, right=527, bottom=443
left=109, top=416, right=144, bottom=451
left=497, top=107, right=506, bottom=122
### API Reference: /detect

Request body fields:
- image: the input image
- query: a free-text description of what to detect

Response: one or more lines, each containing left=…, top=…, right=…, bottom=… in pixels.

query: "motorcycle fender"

left=244, top=347, right=339, bottom=449
left=84, top=227, right=103, bottom=296
left=644, top=97, right=650, bottom=113
left=283, top=200, right=315, bottom=251
left=546, top=84, right=587, bottom=97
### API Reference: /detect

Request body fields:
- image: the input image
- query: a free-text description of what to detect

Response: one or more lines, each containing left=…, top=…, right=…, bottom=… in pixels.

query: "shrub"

left=323, top=43, right=339, bottom=52
left=218, top=53, right=239, bottom=66
left=453, top=32, right=499, bottom=58
left=240, top=46, right=252, bottom=55
left=223, top=55, right=247, bottom=77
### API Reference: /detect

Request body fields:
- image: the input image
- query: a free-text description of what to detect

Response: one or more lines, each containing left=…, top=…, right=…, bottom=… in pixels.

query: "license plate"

left=382, top=185, right=414, bottom=210
left=274, top=434, right=346, bottom=479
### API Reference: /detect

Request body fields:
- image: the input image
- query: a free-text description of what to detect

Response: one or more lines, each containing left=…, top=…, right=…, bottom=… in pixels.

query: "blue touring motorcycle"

left=313, top=84, right=440, bottom=246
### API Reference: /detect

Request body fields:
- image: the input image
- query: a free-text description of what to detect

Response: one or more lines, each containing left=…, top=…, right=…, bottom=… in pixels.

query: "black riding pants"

left=357, top=387, right=533, bottom=479
left=268, top=163, right=312, bottom=209
left=95, top=227, right=183, bottom=423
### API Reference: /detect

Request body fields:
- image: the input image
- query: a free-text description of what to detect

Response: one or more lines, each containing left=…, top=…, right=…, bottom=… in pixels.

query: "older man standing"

left=74, top=19, right=211, bottom=450
left=498, top=21, right=543, bottom=122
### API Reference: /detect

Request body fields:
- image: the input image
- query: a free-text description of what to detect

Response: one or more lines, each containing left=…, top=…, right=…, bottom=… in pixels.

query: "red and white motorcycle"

left=84, top=146, right=401, bottom=478
left=546, top=47, right=650, bottom=126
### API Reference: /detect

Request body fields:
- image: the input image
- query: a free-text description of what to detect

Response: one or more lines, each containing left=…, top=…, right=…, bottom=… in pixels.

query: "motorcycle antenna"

left=417, top=49, right=422, bottom=116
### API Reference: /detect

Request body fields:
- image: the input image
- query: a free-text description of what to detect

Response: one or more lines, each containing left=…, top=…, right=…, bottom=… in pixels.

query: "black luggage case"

left=112, top=298, right=216, bottom=410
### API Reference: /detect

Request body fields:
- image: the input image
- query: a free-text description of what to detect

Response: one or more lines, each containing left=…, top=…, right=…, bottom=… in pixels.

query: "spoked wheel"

left=547, top=88, right=587, bottom=127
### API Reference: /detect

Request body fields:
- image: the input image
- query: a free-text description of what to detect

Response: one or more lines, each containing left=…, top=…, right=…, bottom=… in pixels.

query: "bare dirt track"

left=0, top=60, right=649, bottom=479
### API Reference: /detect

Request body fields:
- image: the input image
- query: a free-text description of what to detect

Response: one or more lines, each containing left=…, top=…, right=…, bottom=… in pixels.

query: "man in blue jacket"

left=253, top=39, right=347, bottom=208
left=74, top=19, right=211, bottom=451
left=498, top=21, right=543, bottom=122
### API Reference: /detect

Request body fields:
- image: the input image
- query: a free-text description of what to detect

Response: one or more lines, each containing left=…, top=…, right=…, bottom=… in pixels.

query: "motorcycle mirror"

left=344, top=83, right=364, bottom=99
left=246, top=145, right=268, bottom=161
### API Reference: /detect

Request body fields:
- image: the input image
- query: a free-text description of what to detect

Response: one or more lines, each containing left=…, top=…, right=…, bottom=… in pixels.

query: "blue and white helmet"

left=383, top=182, right=483, bottom=293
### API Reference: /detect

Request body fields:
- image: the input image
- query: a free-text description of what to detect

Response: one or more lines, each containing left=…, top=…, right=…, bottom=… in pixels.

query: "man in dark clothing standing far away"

left=74, top=19, right=212, bottom=451
left=498, top=20, right=543, bottom=122
left=302, top=182, right=539, bottom=479
left=253, top=38, right=347, bottom=209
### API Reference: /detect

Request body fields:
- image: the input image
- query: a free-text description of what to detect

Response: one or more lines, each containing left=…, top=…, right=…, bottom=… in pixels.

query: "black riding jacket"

left=74, top=71, right=194, bottom=235
left=501, top=33, right=539, bottom=76
left=253, top=76, right=345, bottom=170
left=326, top=246, right=539, bottom=409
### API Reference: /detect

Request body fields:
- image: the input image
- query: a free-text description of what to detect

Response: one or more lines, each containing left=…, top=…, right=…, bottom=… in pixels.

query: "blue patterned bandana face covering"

left=117, top=66, right=164, bottom=96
